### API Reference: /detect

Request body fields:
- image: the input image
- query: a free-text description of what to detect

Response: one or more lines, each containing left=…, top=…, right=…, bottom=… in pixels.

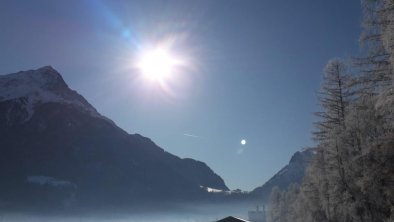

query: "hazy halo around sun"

left=137, top=47, right=179, bottom=81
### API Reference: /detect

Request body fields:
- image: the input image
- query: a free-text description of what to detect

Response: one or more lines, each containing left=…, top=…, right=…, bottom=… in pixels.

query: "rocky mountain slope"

left=0, top=66, right=228, bottom=209
left=250, top=149, right=315, bottom=202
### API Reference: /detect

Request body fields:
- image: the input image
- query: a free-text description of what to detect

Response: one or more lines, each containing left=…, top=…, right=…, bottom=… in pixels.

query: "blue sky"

left=0, top=0, right=362, bottom=190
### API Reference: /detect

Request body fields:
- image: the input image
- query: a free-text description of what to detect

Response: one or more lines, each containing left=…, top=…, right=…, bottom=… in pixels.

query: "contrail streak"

left=183, top=133, right=200, bottom=138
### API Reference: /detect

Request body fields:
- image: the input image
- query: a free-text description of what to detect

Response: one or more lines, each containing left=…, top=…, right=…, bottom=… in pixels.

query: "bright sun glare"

left=137, top=48, right=178, bottom=80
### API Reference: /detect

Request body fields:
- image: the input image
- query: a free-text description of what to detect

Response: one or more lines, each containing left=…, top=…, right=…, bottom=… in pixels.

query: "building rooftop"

left=216, top=216, right=250, bottom=222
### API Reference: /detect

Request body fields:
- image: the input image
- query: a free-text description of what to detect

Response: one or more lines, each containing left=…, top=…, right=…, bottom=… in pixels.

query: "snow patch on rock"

left=27, top=176, right=77, bottom=189
left=200, top=185, right=224, bottom=193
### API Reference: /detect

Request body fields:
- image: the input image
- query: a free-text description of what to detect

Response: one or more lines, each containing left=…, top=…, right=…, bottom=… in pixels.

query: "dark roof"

left=216, top=216, right=250, bottom=222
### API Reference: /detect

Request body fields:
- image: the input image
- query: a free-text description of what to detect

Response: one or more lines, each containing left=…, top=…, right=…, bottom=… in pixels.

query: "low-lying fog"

left=0, top=202, right=257, bottom=222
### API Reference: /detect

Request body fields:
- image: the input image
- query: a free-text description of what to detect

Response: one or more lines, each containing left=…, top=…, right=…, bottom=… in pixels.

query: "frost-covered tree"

left=267, top=184, right=302, bottom=222
left=268, top=186, right=284, bottom=222
left=267, top=1, right=394, bottom=221
left=314, top=59, right=353, bottom=141
left=380, top=1, right=394, bottom=71
left=356, top=0, right=393, bottom=90
left=313, top=59, right=358, bottom=221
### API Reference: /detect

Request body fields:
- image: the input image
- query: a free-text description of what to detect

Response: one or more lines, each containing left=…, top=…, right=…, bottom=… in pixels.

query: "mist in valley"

left=0, top=202, right=256, bottom=222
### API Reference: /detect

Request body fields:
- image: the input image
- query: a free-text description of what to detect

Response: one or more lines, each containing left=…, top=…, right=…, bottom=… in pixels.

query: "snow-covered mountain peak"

left=0, top=66, right=106, bottom=122
left=0, top=66, right=67, bottom=101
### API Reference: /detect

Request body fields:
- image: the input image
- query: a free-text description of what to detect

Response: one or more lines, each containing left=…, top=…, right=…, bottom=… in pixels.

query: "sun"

left=137, top=48, right=178, bottom=80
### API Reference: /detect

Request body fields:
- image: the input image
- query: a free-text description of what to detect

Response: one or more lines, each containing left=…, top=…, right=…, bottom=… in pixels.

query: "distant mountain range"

left=0, top=66, right=229, bottom=210
left=0, top=66, right=315, bottom=211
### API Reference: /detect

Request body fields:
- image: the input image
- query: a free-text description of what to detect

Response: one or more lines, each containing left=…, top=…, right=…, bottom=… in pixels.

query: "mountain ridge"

left=0, top=66, right=108, bottom=122
left=0, top=66, right=229, bottom=209
left=250, top=148, right=315, bottom=202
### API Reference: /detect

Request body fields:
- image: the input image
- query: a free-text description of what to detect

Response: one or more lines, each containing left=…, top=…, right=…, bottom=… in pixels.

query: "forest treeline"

left=268, top=0, right=394, bottom=221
